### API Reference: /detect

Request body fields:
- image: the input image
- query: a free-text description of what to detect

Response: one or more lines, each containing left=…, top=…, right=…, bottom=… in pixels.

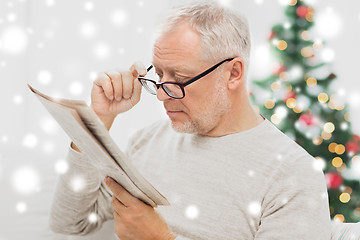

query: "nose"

left=156, top=86, right=171, bottom=101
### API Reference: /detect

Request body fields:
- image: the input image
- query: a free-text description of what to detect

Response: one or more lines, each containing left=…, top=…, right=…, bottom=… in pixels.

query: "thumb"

left=130, top=61, right=147, bottom=77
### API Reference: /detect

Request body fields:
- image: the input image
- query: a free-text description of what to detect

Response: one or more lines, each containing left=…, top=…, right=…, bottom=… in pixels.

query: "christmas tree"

left=250, top=0, right=360, bottom=223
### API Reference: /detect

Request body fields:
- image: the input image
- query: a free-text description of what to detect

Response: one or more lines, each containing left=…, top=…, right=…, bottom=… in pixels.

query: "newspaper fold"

left=28, top=84, right=169, bottom=207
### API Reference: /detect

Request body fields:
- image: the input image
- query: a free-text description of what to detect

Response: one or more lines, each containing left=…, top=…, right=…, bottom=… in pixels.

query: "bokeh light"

left=0, top=26, right=28, bottom=54
left=13, top=94, right=23, bottom=105
left=185, top=204, right=199, bottom=219
left=248, top=201, right=261, bottom=216
left=54, top=159, right=69, bottom=175
left=88, top=212, right=98, bottom=223
left=70, top=176, right=86, bottom=192
left=22, top=133, right=38, bottom=149
left=37, top=70, right=52, bottom=85
left=12, top=166, right=40, bottom=194
left=94, top=43, right=110, bottom=59
left=315, top=7, right=342, bottom=39
left=80, top=22, right=97, bottom=38
left=40, top=116, right=59, bottom=135
left=84, top=2, right=94, bottom=11
left=110, top=9, right=127, bottom=26
left=313, top=157, right=326, bottom=171
left=69, top=81, right=84, bottom=95
left=16, top=202, right=27, bottom=214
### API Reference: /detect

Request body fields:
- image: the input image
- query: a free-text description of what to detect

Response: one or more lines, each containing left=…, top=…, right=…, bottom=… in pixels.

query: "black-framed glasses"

left=137, top=58, right=234, bottom=99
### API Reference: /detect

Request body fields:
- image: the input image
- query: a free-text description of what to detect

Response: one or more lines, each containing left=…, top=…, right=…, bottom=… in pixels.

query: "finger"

left=105, top=70, right=122, bottom=101
left=129, top=61, right=147, bottom=77
left=112, top=195, right=127, bottom=213
left=113, top=209, right=121, bottom=221
left=105, top=177, right=139, bottom=207
left=130, top=77, right=142, bottom=106
left=121, top=71, right=133, bottom=99
left=94, top=73, right=114, bottom=100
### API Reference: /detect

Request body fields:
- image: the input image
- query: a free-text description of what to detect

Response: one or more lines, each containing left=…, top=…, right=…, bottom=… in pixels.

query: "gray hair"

left=156, top=1, right=251, bottom=77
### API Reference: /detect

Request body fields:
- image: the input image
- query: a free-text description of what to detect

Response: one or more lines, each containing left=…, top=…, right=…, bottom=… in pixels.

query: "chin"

left=170, top=119, right=215, bottom=135
left=170, top=120, right=198, bottom=134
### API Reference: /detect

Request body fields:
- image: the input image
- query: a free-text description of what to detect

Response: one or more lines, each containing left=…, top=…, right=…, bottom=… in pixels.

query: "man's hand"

left=90, top=62, right=147, bottom=120
left=104, top=176, right=176, bottom=240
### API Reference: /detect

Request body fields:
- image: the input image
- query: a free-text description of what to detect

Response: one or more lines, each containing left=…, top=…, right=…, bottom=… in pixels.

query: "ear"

left=226, top=58, right=244, bottom=90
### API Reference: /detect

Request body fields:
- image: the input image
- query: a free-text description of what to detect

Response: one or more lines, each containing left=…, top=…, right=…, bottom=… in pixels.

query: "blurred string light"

left=45, top=0, right=55, bottom=7
left=37, top=42, right=44, bottom=49
left=278, top=0, right=292, bottom=6
left=343, top=156, right=360, bottom=180
left=7, top=13, right=17, bottom=22
left=40, top=116, right=59, bottom=135
left=288, top=65, right=304, bottom=82
left=313, top=157, right=326, bottom=171
left=248, top=201, right=261, bottom=216
left=348, top=91, right=360, bottom=109
left=12, top=166, right=40, bottom=194
left=118, top=48, right=125, bottom=55
left=13, top=94, right=23, bottom=105
left=42, top=141, right=55, bottom=153
left=89, top=71, right=98, bottom=82
left=314, top=7, right=342, bottom=39
left=250, top=45, right=274, bottom=79
left=80, top=21, right=97, bottom=38
left=37, top=70, right=52, bottom=85
left=84, top=2, right=94, bottom=11
left=54, top=159, right=69, bottom=175
left=70, top=175, right=86, bottom=192
left=93, top=42, right=110, bottom=59
left=16, top=202, right=27, bottom=214
left=110, top=9, right=127, bottom=26
left=22, top=133, right=38, bottom=149
left=1, top=135, right=8, bottom=143
left=88, top=213, right=98, bottom=223
left=185, top=204, right=199, bottom=219
left=69, top=81, right=84, bottom=96
left=321, top=47, right=335, bottom=63
left=0, top=26, right=28, bottom=54
left=137, top=1, right=144, bottom=7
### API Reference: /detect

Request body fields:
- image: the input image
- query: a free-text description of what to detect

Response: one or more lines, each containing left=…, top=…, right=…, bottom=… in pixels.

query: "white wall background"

left=0, top=0, right=359, bottom=239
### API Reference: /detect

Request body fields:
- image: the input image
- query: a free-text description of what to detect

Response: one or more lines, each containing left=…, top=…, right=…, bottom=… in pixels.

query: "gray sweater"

left=50, top=118, right=332, bottom=239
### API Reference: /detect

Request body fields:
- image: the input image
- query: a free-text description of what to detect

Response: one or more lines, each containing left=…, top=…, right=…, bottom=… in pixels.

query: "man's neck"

left=203, top=95, right=264, bottom=137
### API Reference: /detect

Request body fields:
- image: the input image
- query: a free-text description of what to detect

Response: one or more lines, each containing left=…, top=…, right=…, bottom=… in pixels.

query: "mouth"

left=166, top=110, right=184, bottom=116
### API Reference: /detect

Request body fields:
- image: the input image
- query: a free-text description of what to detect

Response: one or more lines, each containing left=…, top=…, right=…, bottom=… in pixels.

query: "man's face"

left=152, top=23, right=232, bottom=135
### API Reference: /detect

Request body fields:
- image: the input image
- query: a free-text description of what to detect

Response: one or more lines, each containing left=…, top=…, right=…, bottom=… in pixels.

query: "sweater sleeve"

left=49, top=143, right=114, bottom=236
left=254, top=155, right=332, bottom=240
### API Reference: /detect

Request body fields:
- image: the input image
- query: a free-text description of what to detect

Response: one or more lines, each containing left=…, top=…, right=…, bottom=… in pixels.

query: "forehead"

left=152, top=23, right=203, bottom=72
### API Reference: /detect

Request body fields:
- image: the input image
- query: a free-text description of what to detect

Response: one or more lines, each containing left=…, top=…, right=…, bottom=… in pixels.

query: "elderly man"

left=50, top=1, right=332, bottom=239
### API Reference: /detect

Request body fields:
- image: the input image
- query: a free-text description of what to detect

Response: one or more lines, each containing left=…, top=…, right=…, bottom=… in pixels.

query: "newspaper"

left=28, top=84, right=169, bottom=207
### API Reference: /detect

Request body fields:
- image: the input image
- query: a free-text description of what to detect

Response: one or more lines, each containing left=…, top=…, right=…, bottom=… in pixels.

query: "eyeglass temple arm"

left=138, top=65, right=153, bottom=79
left=183, top=58, right=234, bottom=86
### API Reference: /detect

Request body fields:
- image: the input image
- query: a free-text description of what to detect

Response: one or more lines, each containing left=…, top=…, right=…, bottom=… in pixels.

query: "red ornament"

left=325, top=172, right=343, bottom=189
left=296, top=6, right=308, bottom=18
left=273, top=65, right=286, bottom=75
left=299, top=113, right=314, bottom=126
left=284, top=91, right=297, bottom=102
left=345, top=141, right=359, bottom=154
left=352, top=134, right=360, bottom=144
left=268, top=31, right=276, bottom=40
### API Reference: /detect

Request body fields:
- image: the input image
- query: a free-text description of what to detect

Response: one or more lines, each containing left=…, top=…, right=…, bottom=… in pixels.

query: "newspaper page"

left=28, top=84, right=169, bottom=207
